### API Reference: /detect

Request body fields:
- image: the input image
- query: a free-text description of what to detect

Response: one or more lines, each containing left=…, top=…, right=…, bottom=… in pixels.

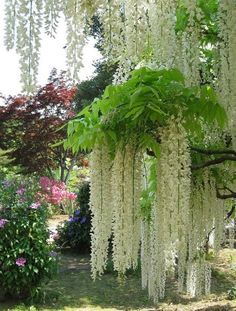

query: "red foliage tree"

left=0, top=71, right=77, bottom=182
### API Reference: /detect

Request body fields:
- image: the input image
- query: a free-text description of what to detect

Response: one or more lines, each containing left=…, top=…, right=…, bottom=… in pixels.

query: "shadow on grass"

left=1, top=250, right=236, bottom=311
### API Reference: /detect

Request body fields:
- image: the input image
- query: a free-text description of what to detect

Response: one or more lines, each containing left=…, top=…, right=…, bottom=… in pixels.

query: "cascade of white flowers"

left=44, top=0, right=62, bottom=37
left=112, top=144, right=143, bottom=274
left=144, top=119, right=191, bottom=303
left=3, top=0, right=185, bottom=89
left=147, top=0, right=177, bottom=69
left=4, top=0, right=17, bottom=50
left=64, top=0, right=89, bottom=82
left=218, top=0, right=236, bottom=147
left=90, top=143, right=113, bottom=280
left=179, top=0, right=202, bottom=86
left=140, top=220, right=150, bottom=290
left=187, top=170, right=226, bottom=297
left=12, top=0, right=43, bottom=93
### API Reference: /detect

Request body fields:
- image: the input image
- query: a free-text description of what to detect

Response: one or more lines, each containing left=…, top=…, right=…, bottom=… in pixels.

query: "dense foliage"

left=0, top=72, right=76, bottom=181
left=56, top=182, right=91, bottom=251
left=75, top=61, right=117, bottom=112
left=0, top=177, right=57, bottom=300
left=66, top=67, right=227, bottom=154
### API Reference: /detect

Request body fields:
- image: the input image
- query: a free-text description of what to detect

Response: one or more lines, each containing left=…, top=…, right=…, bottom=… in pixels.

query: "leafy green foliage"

left=227, top=286, right=236, bottom=300
left=66, top=67, right=227, bottom=155
left=0, top=177, right=57, bottom=300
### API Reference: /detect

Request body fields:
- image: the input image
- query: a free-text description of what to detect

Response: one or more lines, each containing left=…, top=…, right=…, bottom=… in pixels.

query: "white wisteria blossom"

left=147, top=119, right=191, bottom=302
left=90, top=143, right=113, bottom=279
left=218, top=0, right=236, bottom=147
left=111, top=144, right=143, bottom=275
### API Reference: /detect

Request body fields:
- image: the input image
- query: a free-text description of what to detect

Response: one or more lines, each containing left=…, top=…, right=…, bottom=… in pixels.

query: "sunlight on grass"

left=0, top=250, right=236, bottom=311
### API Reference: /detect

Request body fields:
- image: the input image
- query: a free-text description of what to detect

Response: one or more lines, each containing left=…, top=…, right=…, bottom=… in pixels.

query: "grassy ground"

left=0, top=249, right=236, bottom=311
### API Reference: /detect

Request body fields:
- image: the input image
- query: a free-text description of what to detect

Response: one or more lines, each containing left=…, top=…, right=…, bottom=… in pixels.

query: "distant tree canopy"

left=0, top=71, right=77, bottom=181
left=74, top=61, right=117, bottom=112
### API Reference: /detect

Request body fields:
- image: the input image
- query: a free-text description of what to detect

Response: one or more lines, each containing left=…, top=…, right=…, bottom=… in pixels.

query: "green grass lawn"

left=1, top=250, right=236, bottom=311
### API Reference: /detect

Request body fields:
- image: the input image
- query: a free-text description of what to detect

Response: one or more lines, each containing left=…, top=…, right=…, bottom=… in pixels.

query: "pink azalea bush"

left=39, top=176, right=77, bottom=213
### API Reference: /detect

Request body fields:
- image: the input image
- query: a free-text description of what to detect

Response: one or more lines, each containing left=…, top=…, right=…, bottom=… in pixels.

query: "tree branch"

left=216, top=187, right=236, bottom=199
left=191, top=156, right=236, bottom=170
left=148, top=144, right=236, bottom=170
left=191, top=146, right=236, bottom=157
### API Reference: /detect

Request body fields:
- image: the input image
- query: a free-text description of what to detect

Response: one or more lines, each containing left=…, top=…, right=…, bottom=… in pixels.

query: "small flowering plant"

left=56, top=209, right=90, bottom=250
left=56, top=182, right=91, bottom=251
left=39, top=176, right=77, bottom=214
left=0, top=177, right=57, bottom=299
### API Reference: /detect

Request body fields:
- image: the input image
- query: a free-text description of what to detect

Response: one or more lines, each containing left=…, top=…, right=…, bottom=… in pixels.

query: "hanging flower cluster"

left=178, top=0, right=202, bottom=86
left=142, top=119, right=191, bottom=303
left=90, top=120, right=233, bottom=302
left=44, top=0, right=62, bottom=38
left=90, top=142, right=143, bottom=278
left=186, top=171, right=226, bottom=296
left=218, top=0, right=236, bottom=147
left=111, top=144, right=143, bottom=274
left=4, top=0, right=94, bottom=92
left=90, top=143, right=113, bottom=279
left=11, top=0, right=43, bottom=93
left=3, top=0, right=204, bottom=90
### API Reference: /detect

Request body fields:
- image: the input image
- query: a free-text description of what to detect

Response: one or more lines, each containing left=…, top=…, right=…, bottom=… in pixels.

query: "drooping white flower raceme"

left=218, top=0, right=236, bottom=147
left=44, top=0, right=62, bottom=37
left=147, top=0, right=178, bottom=69
left=141, top=220, right=150, bottom=290
left=16, top=0, right=43, bottom=94
left=90, top=143, right=113, bottom=280
left=178, top=0, right=202, bottom=86
left=186, top=259, right=211, bottom=297
left=64, top=0, right=91, bottom=82
left=186, top=170, right=226, bottom=297
left=146, top=119, right=191, bottom=303
left=111, top=144, right=143, bottom=275
left=4, top=0, right=17, bottom=50
left=228, top=221, right=235, bottom=249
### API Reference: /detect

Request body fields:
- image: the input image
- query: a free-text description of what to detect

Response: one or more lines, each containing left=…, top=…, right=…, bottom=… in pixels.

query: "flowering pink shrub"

left=39, top=177, right=77, bottom=206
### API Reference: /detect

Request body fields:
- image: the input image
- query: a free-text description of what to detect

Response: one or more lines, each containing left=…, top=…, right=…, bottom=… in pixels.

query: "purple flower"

left=16, top=257, right=27, bottom=267
left=2, top=180, right=12, bottom=188
left=74, top=210, right=80, bottom=216
left=69, top=217, right=79, bottom=223
left=80, top=216, right=87, bottom=224
left=0, top=219, right=8, bottom=228
left=30, top=202, right=41, bottom=209
left=68, top=216, right=73, bottom=223
left=16, top=187, right=26, bottom=195
left=49, top=251, right=58, bottom=258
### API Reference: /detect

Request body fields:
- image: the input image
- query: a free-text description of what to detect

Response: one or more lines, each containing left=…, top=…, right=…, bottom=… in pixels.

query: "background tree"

left=74, top=61, right=117, bottom=112
left=0, top=71, right=77, bottom=182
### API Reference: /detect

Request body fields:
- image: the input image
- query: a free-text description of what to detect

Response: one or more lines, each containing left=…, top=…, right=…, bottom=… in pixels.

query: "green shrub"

left=56, top=181, right=91, bottom=251
left=0, top=177, right=57, bottom=300
left=227, top=286, right=236, bottom=300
